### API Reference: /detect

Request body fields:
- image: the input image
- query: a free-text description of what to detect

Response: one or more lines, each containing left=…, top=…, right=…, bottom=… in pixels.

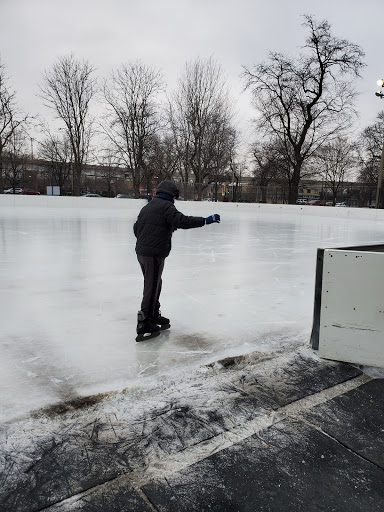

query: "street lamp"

left=374, top=79, right=384, bottom=208
left=376, top=79, right=384, bottom=98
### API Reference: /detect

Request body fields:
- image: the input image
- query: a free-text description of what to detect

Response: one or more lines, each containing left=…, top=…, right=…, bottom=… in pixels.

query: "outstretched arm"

left=164, top=206, right=205, bottom=229
left=164, top=205, right=221, bottom=229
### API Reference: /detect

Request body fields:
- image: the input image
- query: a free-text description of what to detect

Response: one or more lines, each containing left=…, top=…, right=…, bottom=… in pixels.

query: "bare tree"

left=251, top=139, right=289, bottom=203
left=358, top=112, right=384, bottom=183
left=2, top=130, right=29, bottom=191
left=316, top=136, right=356, bottom=205
left=38, top=130, right=73, bottom=194
left=0, top=58, right=29, bottom=193
left=146, top=133, right=178, bottom=182
left=102, top=61, right=163, bottom=197
left=242, top=15, right=365, bottom=204
left=97, top=149, right=125, bottom=197
left=169, top=57, right=236, bottom=200
left=168, top=96, right=193, bottom=197
left=355, top=111, right=384, bottom=206
left=210, top=121, right=237, bottom=202
left=39, top=54, right=97, bottom=196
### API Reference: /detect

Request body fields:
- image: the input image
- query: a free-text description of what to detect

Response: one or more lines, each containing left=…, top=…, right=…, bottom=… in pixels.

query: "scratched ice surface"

left=1, top=198, right=384, bottom=422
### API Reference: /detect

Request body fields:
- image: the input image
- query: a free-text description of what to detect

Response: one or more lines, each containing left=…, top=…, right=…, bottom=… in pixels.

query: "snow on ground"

left=0, top=343, right=366, bottom=511
left=1, top=196, right=384, bottom=424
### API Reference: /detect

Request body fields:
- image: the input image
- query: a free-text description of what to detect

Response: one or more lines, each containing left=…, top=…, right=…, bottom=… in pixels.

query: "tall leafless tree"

left=211, top=121, right=237, bottom=201
left=2, top=130, right=29, bottom=191
left=316, top=136, right=356, bottom=205
left=38, top=130, right=73, bottom=194
left=356, top=111, right=384, bottom=206
left=97, top=149, right=125, bottom=197
left=102, top=61, right=163, bottom=197
left=0, top=59, right=29, bottom=193
left=251, top=139, right=287, bottom=203
left=146, top=133, right=178, bottom=182
left=242, top=15, right=365, bottom=204
left=39, top=54, right=97, bottom=196
left=358, top=112, right=384, bottom=183
left=169, top=57, right=236, bottom=200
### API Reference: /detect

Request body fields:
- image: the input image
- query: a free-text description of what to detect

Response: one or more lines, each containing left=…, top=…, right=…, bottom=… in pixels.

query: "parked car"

left=335, top=202, right=347, bottom=207
left=4, top=187, right=22, bottom=194
left=84, top=193, right=101, bottom=197
left=116, top=194, right=133, bottom=199
left=296, top=198, right=307, bottom=205
left=22, top=189, right=40, bottom=195
left=307, top=200, right=323, bottom=206
left=325, top=202, right=334, bottom=206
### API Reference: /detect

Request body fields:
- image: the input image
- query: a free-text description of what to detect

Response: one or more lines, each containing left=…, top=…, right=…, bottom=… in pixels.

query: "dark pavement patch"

left=302, top=378, right=384, bottom=468
left=142, top=417, right=384, bottom=511
left=0, top=419, right=134, bottom=512
left=46, top=479, right=154, bottom=512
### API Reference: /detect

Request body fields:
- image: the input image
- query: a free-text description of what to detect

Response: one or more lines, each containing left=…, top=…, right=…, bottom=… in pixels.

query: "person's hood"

left=155, top=180, right=180, bottom=199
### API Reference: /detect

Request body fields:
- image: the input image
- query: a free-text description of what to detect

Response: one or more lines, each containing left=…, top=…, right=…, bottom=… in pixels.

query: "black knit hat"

left=155, top=180, right=180, bottom=199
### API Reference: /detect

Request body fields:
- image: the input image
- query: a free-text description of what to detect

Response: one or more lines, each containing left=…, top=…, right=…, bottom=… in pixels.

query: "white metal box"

left=311, top=244, right=384, bottom=368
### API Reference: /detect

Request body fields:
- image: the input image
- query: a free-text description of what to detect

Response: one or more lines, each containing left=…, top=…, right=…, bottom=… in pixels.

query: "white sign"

left=46, top=186, right=60, bottom=196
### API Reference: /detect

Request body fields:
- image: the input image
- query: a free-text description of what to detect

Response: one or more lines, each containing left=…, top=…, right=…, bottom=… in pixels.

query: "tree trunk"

left=73, top=162, right=82, bottom=196
left=261, top=186, right=267, bottom=203
left=0, top=152, right=3, bottom=193
left=288, top=162, right=302, bottom=204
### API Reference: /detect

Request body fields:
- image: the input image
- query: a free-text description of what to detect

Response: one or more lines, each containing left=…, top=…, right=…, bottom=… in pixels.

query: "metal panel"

left=310, top=248, right=325, bottom=350
left=319, top=249, right=384, bottom=367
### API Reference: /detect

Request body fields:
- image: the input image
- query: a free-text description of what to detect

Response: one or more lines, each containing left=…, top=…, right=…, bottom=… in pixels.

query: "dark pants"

left=137, top=255, right=165, bottom=318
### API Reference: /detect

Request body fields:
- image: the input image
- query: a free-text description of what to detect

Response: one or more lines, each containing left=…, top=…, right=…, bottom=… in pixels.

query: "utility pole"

left=375, top=80, right=384, bottom=208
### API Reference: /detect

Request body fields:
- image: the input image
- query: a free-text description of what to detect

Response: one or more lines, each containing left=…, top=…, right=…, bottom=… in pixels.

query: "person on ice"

left=133, top=180, right=220, bottom=339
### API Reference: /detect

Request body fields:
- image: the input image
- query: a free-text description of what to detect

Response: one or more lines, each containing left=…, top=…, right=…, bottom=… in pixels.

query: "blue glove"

left=205, top=214, right=220, bottom=225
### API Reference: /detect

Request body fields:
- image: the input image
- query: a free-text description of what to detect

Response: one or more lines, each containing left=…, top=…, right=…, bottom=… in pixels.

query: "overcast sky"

left=0, top=0, right=382, bottom=149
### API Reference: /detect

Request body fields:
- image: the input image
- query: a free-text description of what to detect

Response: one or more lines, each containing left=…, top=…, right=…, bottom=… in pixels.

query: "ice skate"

left=152, top=310, right=171, bottom=331
left=136, top=331, right=161, bottom=342
left=136, top=311, right=161, bottom=342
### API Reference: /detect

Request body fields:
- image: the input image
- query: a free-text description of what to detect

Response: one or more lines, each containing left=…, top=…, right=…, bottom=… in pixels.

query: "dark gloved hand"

left=205, top=214, right=220, bottom=225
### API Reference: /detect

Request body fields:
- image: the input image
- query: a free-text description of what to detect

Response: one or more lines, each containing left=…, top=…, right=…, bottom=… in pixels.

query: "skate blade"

left=135, top=331, right=161, bottom=342
left=159, top=323, right=171, bottom=331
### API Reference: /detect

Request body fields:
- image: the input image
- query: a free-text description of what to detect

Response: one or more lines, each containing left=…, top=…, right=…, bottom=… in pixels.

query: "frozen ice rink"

left=1, top=196, right=384, bottom=423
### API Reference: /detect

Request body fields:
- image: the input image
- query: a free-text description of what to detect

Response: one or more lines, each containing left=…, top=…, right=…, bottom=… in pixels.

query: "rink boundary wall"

left=2, top=195, right=384, bottom=222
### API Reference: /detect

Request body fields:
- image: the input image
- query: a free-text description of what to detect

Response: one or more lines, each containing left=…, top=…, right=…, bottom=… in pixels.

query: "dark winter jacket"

left=134, top=196, right=205, bottom=258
